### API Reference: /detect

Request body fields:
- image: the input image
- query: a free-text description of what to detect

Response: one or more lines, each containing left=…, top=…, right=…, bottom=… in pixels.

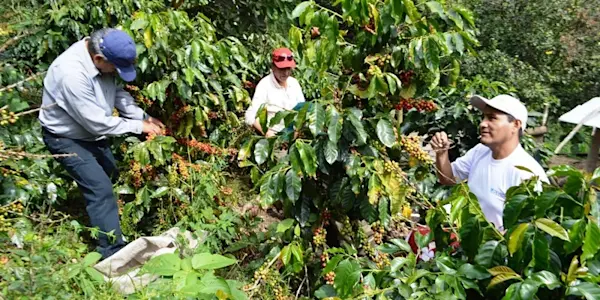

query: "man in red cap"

left=245, top=48, right=305, bottom=137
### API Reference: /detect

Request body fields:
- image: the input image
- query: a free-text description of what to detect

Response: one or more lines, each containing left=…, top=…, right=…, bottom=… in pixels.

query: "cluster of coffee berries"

left=0, top=109, right=18, bottom=126
left=313, top=227, right=327, bottom=246
left=0, top=202, right=24, bottom=232
left=172, top=153, right=189, bottom=179
left=273, top=285, right=289, bottom=300
left=130, top=161, right=142, bottom=188
left=170, top=105, right=192, bottom=124
left=320, top=253, right=329, bottom=268
left=253, top=265, right=278, bottom=287
left=371, top=221, right=385, bottom=245
left=395, top=98, right=437, bottom=112
left=321, top=209, right=331, bottom=226
left=324, top=271, right=336, bottom=285
left=181, top=139, right=219, bottom=155
left=135, top=94, right=153, bottom=106
left=117, top=199, right=124, bottom=215
left=383, top=160, right=404, bottom=179
left=340, top=216, right=353, bottom=237
left=167, top=165, right=178, bottom=187
left=373, top=252, right=391, bottom=269
left=399, top=70, right=415, bottom=85
left=400, top=135, right=433, bottom=165
left=1, top=167, right=19, bottom=176
left=367, top=65, right=383, bottom=77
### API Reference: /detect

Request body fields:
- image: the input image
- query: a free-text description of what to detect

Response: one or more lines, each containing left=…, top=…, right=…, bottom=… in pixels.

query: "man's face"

left=479, top=105, right=520, bottom=146
left=272, top=65, right=292, bottom=84
left=92, top=55, right=117, bottom=74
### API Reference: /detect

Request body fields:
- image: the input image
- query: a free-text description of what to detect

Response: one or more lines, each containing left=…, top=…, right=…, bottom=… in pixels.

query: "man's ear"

left=91, top=54, right=104, bottom=65
left=514, top=119, right=522, bottom=133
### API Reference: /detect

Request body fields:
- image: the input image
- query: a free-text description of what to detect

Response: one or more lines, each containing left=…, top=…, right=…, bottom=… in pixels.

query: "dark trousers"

left=42, top=128, right=125, bottom=259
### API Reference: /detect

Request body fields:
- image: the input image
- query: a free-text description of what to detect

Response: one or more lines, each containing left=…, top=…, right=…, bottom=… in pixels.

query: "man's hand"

left=147, top=117, right=165, bottom=129
left=142, top=120, right=162, bottom=135
left=265, top=129, right=277, bottom=138
left=430, top=132, right=451, bottom=153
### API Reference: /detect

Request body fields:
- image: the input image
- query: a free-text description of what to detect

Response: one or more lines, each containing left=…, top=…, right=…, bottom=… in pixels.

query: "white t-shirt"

left=451, top=143, right=549, bottom=230
left=244, top=73, right=305, bottom=133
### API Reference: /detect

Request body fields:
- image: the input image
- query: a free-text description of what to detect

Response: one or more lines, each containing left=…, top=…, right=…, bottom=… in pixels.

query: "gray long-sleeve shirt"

left=39, top=38, right=145, bottom=141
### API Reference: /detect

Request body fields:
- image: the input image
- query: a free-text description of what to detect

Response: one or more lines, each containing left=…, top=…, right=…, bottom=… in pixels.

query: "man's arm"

left=59, top=74, right=144, bottom=136
left=114, top=87, right=145, bottom=120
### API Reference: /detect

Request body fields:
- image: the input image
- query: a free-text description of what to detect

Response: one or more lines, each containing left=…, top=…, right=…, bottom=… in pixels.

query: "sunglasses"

left=273, top=54, right=294, bottom=62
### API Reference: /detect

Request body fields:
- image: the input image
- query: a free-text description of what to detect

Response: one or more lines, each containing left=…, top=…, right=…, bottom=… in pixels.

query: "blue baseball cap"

left=99, top=30, right=137, bottom=82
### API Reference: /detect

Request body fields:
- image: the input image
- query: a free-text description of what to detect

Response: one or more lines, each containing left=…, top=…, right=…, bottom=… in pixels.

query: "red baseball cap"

left=272, top=48, right=296, bottom=69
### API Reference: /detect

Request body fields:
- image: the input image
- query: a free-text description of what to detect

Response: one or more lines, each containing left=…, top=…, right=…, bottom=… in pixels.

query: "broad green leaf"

left=257, top=105, right=268, bottom=134
left=535, top=218, right=569, bottom=241
left=82, top=252, right=102, bottom=267
left=327, top=106, right=342, bottom=143
left=385, top=74, right=398, bottom=95
left=347, top=110, right=367, bottom=145
left=308, top=103, right=325, bottom=137
left=504, top=194, right=529, bottom=229
left=567, top=282, right=600, bottom=300
left=297, top=141, right=317, bottom=177
left=488, top=273, right=521, bottom=288
left=269, top=110, right=292, bottom=128
left=400, top=82, right=416, bottom=99
left=238, top=138, right=255, bottom=162
left=533, top=231, right=549, bottom=270
left=281, top=245, right=292, bottom=266
left=277, top=219, right=295, bottom=233
left=197, top=273, right=231, bottom=295
left=285, top=169, right=302, bottom=203
left=535, top=191, right=560, bottom=218
left=295, top=99, right=310, bottom=130
left=402, top=0, right=422, bottom=22
left=376, top=119, right=396, bottom=148
left=191, top=40, right=201, bottom=61
left=292, top=1, right=312, bottom=19
left=407, top=269, right=430, bottom=285
left=458, top=263, right=490, bottom=280
left=143, top=253, right=181, bottom=276
left=334, top=259, right=361, bottom=298
left=426, top=1, right=447, bottom=20
left=459, top=209, right=482, bottom=260
left=453, top=33, right=464, bottom=54
left=424, top=37, right=440, bottom=72
left=379, top=197, right=391, bottom=228
left=582, top=219, right=600, bottom=261
left=488, top=266, right=518, bottom=276
left=254, top=139, right=269, bottom=165
left=436, top=256, right=457, bottom=275
left=519, top=278, right=541, bottom=300
left=315, top=285, right=337, bottom=299
left=475, top=241, right=507, bottom=268
left=151, top=186, right=170, bottom=198
left=509, top=223, right=530, bottom=255
left=192, top=253, right=237, bottom=270
left=447, top=9, right=464, bottom=30
left=84, top=267, right=105, bottom=283
left=324, top=140, right=338, bottom=165
left=530, top=271, right=560, bottom=290
left=565, top=219, right=586, bottom=254
left=391, top=257, right=408, bottom=273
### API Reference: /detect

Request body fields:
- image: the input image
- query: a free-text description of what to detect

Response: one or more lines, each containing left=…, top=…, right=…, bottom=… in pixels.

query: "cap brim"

left=274, top=60, right=296, bottom=69
left=116, top=64, right=137, bottom=82
left=469, top=95, right=491, bottom=111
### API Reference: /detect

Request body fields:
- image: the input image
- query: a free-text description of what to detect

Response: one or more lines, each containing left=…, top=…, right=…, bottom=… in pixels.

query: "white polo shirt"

left=244, top=73, right=305, bottom=133
left=451, top=143, right=549, bottom=230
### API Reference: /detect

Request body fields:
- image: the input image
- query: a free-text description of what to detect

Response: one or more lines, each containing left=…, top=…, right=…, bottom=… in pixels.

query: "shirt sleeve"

left=114, top=87, right=146, bottom=120
left=451, top=144, right=484, bottom=182
left=245, top=80, right=268, bottom=126
left=58, top=73, right=143, bottom=136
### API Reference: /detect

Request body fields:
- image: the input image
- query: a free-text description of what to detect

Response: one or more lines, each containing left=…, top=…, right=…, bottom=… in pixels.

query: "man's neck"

left=489, top=140, right=520, bottom=160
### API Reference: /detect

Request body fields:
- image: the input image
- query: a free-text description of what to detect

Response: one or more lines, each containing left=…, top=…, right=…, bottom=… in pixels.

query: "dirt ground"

left=547, top=154, right=596, bottom=171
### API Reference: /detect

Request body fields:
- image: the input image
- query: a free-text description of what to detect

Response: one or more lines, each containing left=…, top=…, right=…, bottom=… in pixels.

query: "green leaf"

left=191, top=40, right=201, bottom=61
left=391, top=257, right=408, bottom=273
left=254, top=139, right=270, bottom=165
left=295, top=98, right=310, bottom=130
left=347, top=109, right=367, bottom=145
left=82, top=252, right=102, bottom=267
left=285, top=169, right=302, bottom=203
left=292, top=1, right=312, bottom=19
left=582, top=219, right=600, bottom=261
left=533, top=231, right=549, bottom=270
left=324, top=140, right=338, bottom=165
left=426, top=1, right=447, bottom=20
left=191, top=253, right=237, bottom=270
left=458, top=263, right=490, bottom=280
left=535, top=191, right=560, bottom=218
left=565, top=219, right=586, bottom=254
left=327, top=106, right=342, bottom=143
left=281, top=245, right=292, bottom=266
left=143, top=253, right=181, bottom=276
left=315, top=285, right=337, bottom=299
left=238, top=138, right=255, bottom=162
left=436, top=256, right=457, bottom=275
left=308, top=103, right=325, bottom=137
left=459, top=209, right=482, bottom=260
left=504, top=194, right=529, bottom=229
left=509, top=223, right=530, bottom=255
left=402, top=0, right=422, bottom=22
left=529, top=271, right=560, bottom=290
left=567, top=282, right=600, bottom=300
left=453, top=33, right=464, bottom=54
left=376, top=119, right=396, bottom=148
left=424, top=37, right=440, bottom=72
left=400, top=82, right=417, bottom=99
left=257, top=105, right=268, bottom=133
left=447, top=9, right=464, bottom=30
left=475, top=241, right=507, bottom=268
left=277, top=219, right=295, bottom=233
left=84, top=267, right=106, bottom=283
left=385, top=74, right=398, bottom=95
left=334, top=259, right=361, bottom=298
left=297, top=141, right=317, bottom=177
left=197, top=273, right=231, bottom=295
left=151, top=186, right=170, bottom=198
left=379, top=197, right=391, bottom=228
left=535, top=218, right=570, bottom=241
left=519, top=278, right=541, bottom=300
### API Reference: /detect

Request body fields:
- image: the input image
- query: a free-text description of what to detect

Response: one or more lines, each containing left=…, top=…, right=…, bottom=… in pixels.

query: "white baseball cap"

left=470, top=94, right=528, bottom=130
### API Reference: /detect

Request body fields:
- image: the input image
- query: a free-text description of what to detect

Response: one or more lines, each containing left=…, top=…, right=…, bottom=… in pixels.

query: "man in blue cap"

left=39, top=28, right=164, bottom=258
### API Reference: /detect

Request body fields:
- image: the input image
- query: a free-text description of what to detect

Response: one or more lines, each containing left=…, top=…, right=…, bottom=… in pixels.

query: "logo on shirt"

left=490, top=187, right=505, bottom=198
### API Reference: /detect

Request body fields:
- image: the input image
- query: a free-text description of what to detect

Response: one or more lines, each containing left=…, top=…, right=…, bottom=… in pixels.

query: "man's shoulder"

left=512, top=146, right=548, bottom=180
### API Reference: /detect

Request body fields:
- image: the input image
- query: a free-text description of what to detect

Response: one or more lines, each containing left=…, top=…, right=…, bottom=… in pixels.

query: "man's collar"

left=269, top=73, right=286, bottom=89
left=80, top=38, right=100, bottom=78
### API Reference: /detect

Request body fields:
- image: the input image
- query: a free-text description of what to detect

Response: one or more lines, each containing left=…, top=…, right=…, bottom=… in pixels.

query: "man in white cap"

left=430, top=94, right=548, bottom=230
